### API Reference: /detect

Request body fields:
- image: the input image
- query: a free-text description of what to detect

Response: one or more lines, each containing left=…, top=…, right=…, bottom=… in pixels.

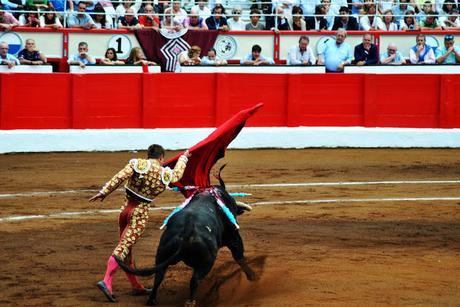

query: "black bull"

left=115, top=186, right=257, bottom=306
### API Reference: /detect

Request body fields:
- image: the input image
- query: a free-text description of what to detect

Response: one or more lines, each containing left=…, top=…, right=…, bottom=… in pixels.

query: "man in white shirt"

left=287, top=35, right=316, bottom=65
left=191, top=1, right=212, bottom=20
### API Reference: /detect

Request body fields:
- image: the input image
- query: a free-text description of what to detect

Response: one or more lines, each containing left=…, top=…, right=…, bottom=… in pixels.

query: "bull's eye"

left=205, top=226, right=212, bottom=233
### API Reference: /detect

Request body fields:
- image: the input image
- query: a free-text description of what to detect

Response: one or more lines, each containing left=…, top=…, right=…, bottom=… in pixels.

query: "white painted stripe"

left=252, top=197, right=460, bottom=206
left=228, top=180, right=460, bottom=188
left=1, top=180, right=460, bottom=199
left=1, top=196, right=459, bottom=223
left=1, top=127, right=460, bottom=153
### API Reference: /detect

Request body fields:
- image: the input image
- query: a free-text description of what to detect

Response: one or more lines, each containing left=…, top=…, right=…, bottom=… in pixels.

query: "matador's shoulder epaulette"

left=129, top=158, right=152, bottom=178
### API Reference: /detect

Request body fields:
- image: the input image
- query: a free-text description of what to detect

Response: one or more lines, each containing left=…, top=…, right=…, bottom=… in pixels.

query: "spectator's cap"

left=405, top=8, right=416, bottom=14
left=444, top=34, right=454, bottom=41
left=339, top=6, right=349, bottom=13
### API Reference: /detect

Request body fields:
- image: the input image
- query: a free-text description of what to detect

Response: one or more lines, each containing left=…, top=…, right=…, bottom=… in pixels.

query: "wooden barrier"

left=0, top=73, right=459, bottom=129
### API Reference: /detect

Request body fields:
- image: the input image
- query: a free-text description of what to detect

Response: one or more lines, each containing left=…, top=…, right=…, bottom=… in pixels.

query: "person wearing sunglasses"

left=436, top=34, right=460, bottom=64
left=228, top=6, right=246, bottom=30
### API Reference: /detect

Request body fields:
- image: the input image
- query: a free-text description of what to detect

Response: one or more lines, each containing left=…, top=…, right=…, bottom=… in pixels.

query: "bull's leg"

left=226, top=232, right=257, bottom=281
left=185, top=264, right=213, bottom=307
left=146, top=267, right=167, bottom=306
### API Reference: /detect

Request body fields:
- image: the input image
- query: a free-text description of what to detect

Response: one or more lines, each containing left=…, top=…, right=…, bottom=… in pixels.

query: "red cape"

left=165, top=103, right=263, bottom=197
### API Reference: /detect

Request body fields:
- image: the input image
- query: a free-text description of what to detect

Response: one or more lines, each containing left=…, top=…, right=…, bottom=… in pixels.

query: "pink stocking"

left=102, top=256, right=119, bottom=293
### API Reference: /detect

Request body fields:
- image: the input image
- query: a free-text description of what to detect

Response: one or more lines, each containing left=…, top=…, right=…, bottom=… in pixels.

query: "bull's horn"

left=236, top=201, right=252, bottom=211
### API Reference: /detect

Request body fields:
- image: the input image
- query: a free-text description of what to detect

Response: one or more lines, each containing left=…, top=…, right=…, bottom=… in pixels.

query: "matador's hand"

left=184, top=149, right=192, bottom=158
left=89, top=192, right=106, bottom=202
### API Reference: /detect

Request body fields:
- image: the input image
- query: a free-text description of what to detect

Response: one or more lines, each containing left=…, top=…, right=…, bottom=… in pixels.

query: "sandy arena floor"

left=0, top=149, right=459, bottom=307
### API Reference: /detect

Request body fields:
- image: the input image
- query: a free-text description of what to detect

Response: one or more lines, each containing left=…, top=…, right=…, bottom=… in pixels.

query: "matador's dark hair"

left=147, top=144, right=165, bottom=159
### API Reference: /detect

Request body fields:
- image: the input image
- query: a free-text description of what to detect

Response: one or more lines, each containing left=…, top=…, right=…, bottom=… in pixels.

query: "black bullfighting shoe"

left=131, top=287, right=152, bottom=296
left=97, top=280, right=116, bottom=302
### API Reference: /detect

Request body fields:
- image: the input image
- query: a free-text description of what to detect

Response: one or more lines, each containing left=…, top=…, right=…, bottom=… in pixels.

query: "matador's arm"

left=89, top=163, right=134, bottom=202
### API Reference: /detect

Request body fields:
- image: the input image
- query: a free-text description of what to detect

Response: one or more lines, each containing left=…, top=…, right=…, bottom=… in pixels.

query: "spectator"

left=420, top=11, right=443, bottom=29
left=138, top=4, right=160, bottom=29
left=301, top=0, right=318, bottom=17
left=115, top=0, right=142, bottom=19
left=0, top=41, right=20, bottom=68
left=27, top=0, right=47, bottom=10
left=330, top=0, right=349, bottom=16
left=317, top=29, right=353, bottom=72
left=176, top=45, right=201, bottom=72
left=417, top=1, right=433, bottom=22
left=100, top=47, right=125, bottom=65
left=351, top=0, right=365, bottom=15
left=380, top=9, right=399, bottom=30
left=205, top=4, right=228, bottom=30
left=0, top=4, right=19, bottom=30
left=67, top=1, right=96, bottom=29
left=246, top=8, right=265, bottom=30
left=92, top=3, right=113, bottom=29
left=305, top=4, right=328, bottom=30
left=391, top=0, right=415, bottom=23
left=240, top=44, right=275, bottom=65
left=440, top=0, right=457, bottom=16
left=227, top=6, right=246, bottom=30
left=436, top=34, right=460, bottom=64
left=161, top=7, right=183, bottom=31
left=378, top=0, right=395, bottom=14
left=126, top=47, right=156, bottom=65
left=171, top=0, right=187, bottom=25
left=286, top=35, right=316, bottom=65
left=49, top=0, right=73, bottom=12
left=0, top=0, right=25, bottom=11
left=359, top=4, right=384, bottom=31
left=18, top=38, right=46, bottom=65
left=399, top=10, right=420, bottom=30
left=441, top=8, right=460, bottom=28
left=409, top=34, right=436, bottom=64
left=435, top=0, right=457, bottom=15
left=287, top=5, right=306, bottom=30
left=118, top=7, right=141, bottom=29
left=380, top=43, right=406, bottom=65
left=354, top=34, right=378, bottom=66
left=68, top=41, right=96, bottom=68
left=320, top=0, right=335, bottom=30
left=332, top=6, right=359, bottom=30
left=201, top=48, right=227, bottom=65
left=265, top=5, right=290, bottom=30
left=183, top=7, right=208, bottom=30
left=19, top=6, right=40, bottom=27
left=39, top=7, right=62, bottom=28
left=191, top=1, right=211, bottom=20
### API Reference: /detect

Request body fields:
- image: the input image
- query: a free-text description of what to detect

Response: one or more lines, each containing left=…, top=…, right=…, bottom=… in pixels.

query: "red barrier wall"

left=1, top=73, right=460, bottom=129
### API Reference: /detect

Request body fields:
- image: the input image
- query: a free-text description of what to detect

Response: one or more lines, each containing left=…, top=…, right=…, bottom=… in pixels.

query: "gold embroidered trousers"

left=112, top=198, right=150, bottom=261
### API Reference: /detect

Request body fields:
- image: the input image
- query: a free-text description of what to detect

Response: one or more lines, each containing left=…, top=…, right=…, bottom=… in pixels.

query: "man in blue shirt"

left=318, top=29, right=353, bottom=72
left=240, top=44, right=275, bottom=65
left=68, top=41, right=96, bottom=68
left=380, top=43, right=406, bottom=65
left=436, top=35, right=460, bottom=64
left=67, top=1, right=96, bottom=29
left=0, top=41, right=20, bottom=69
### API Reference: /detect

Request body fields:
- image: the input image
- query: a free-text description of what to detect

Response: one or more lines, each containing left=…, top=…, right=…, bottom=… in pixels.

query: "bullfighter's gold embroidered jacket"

left=100, top=155, right=188, bottom=202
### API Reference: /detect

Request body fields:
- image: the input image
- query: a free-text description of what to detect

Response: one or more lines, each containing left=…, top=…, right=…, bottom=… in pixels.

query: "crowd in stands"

left=0, top=0, right=459, bottom=31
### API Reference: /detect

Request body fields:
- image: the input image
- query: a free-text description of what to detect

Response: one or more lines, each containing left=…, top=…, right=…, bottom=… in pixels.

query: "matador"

left=89, top=144, right=191, bottom=302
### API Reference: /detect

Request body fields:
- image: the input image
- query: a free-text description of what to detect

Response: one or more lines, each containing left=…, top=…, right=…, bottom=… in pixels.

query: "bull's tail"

left=114, top=247, right=182, bottom=277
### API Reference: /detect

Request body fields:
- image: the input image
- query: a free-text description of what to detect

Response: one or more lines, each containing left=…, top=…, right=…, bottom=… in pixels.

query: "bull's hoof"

left=245, top=269, right=259, bottom=281
left=96, top=280, right=117, bottom=303
left=185, top=299, right=196, bottom=307
left=132, top=287, right=152, bottom=296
